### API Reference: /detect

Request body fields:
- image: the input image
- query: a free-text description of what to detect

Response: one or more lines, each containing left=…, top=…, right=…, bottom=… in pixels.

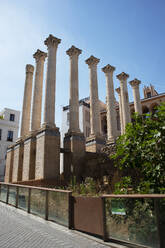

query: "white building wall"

left=0, top=108, right=20, bottom=181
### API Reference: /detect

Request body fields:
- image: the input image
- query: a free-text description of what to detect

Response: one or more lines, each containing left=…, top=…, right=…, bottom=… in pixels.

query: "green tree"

left=112, top=103, right=165, bottom=194
left=110, top=104, right=165, bottom=247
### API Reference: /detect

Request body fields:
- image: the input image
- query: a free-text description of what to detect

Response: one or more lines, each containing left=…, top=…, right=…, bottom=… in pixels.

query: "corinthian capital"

left=115, top=87, right=121, bottom=95
left=116, top=72, right=129, bottom=81
left=66, top=45, right=82, bottom=57
left=102, top=64, right=115, bottom=73
left=44, top=34, right=61, bottom=48
left=85, top=55, right=100, bottom=67
left=26, top=64, right=34, bottom=73
left=33, top=49, right=47, bottom=62
left=129, top=78, right=141, bottom=88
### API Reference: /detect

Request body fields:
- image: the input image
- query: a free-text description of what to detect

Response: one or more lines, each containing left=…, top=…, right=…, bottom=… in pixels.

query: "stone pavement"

left=0, top=202, right=112, bottom=248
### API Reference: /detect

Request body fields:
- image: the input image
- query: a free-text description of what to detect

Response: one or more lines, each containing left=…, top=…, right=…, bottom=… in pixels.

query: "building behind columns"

left=61, top=85, right=165, bottom=141
left=0, top=108, right=20, bottom=181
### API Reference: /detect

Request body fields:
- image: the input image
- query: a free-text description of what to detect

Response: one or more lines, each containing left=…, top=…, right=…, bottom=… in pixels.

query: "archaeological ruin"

left=4, top=34, right=165, bottom=187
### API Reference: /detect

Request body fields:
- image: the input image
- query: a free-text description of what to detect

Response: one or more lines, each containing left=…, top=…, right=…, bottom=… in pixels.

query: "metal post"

left=6, top=185, right=9, bottom=204
left=16, top=186, right=19, bottom=208
left=101, top=197, right=108, bottom=242
left=68, top=192, right=73, bottom=229
left=28, top=188, right=31, bottom=213
left=45, top=190, right=48, bottom=220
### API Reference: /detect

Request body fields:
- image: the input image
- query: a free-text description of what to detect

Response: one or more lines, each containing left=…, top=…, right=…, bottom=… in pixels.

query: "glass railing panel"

left=48, top=191, right=69, bottom=227
left=8, top=186, right=17, bottom=206
left=18, top=187, right=29, bottom=211
left=0, top=184, right=8, bottom=202
left=105, top=197, right=163, bottom=248
left=30, top=188, right=46, bottom=218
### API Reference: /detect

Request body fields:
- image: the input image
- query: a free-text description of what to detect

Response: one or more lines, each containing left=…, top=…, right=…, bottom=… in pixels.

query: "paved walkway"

left=0, top=202, right=112, bottom=248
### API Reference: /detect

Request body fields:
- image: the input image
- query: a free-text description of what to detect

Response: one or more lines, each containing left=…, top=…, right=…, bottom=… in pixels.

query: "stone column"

left=20, top=64, right=34, bottom=137
left=129, top=78, right=142, bottom=114
left=116, top=87, right=124, bottom=135
left=43, top=34, right=61, bottom=128
left=63, top=45, right=85, bottom=182
left=116, top=72, right=131, bottom=132
left=102, top=64, right=117, bottom=143
left=85, top=55, right=101, bottom=136
left=31, top=49, right=47, bottom=131
left=66, top=45, right=81, bottom=133
left=35, top=34, right=61, bottom=182
left=85, top=56, right=104, bottom=152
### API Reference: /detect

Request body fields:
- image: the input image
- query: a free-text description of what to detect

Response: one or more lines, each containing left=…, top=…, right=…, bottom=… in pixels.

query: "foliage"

left=68, top=177, right=100, bottom=196
left=111, top=103, right=165, bottom=194
left=0, top=115, right=4, bottom=120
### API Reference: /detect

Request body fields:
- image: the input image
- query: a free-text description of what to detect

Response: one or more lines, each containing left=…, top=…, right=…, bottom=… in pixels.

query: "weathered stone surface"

left=31, top=50, right=47, bottom=131
left=43, top=34, right=61, bottom=128
left=4, top=146, right=14, bottom=182
left=20, top=64, right=34, bottom=137
left=22, top=135, right=36, bottom=181
left=129, top=78, right=142, bottom=114
left=102, top=64, right=117, bottom=142
left=116, top=72, right=131, bottom=132
left=64, top=132, right=85, bottom=181
left=85, top=55, right=101, bottom=136
left=116, top=87, right=124, bottom=135
left=12, top=141, right=24, bottom=182
left=86, top=135, right=105, bottom=153
left=66, top=45, right=81, bottom=133
left=35, top=127, right=60, bottom=180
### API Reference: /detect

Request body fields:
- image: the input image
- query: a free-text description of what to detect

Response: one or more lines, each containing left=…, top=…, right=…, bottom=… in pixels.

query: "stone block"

left=64, top=132, right=85, bottom=181
left=35, top=127, right=60, bottom=180
left=12, top=141, right=24, bottom=182
left=86, top=135, right=105, bottom=153
left=22, top=135, right=36, bottom=181
left=4, top=146, right=14, bottom=183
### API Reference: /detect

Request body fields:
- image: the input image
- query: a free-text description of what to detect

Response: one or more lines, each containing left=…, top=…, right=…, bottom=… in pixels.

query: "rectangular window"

left=10, top=114, right=15, bottom=121
left=7, top=131, right=13, bottom=142
left=147, top=92, right=151, bottom=98
left=0, top=129, right=1, bottom=140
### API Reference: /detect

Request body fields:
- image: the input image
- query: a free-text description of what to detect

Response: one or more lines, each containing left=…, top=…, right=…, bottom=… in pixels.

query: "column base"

left=12, top=139, right=24, bottom=182
left=63, top=131, right=85, bottom=182
left=86, top=135, right=105, bottom=153
left=22, top=133, right=36, bottom=181
left=5, top=145, right=15, bottom=183
left=35, top=126, right=60, bottom=181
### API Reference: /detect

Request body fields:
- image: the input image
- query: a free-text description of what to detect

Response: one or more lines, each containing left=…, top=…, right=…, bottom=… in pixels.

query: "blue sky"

left=0, top=0, right=165, bottom=129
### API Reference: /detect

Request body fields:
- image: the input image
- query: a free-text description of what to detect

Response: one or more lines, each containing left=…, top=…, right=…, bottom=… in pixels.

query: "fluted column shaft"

left=21, top=64, right=34, bottom=137
left=102, top=64, right=117, bottom=142
left=129, top=79, right=142, bottom=114
left=31, top=50, right=47, bottom=131
left=117, top=72, right=131, bottom=132
left=66, top=46, right=81, bottom=133
left=85, top=56, right=101, bottom=136
left=116, top=87, right=124, bottom=135
left=44, top=35, right=61, bottom=127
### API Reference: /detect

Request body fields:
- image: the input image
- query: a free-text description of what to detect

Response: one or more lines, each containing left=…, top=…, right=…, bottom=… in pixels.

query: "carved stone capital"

left=102, top=64, right=115, bottom=73
left=85, top=55, right=100, bottom=67
left=44, top=34, right=61, bottom=48
left=33, top=49, right=47, bottom=62
left=66, top=45, right=82, bottom=57
left=116, top=72, right=129, bottom=81
left=26, top=64, right=34, bottom=73
left=115, top=87, right=121, bottom=95
left=129, top=78, right=141, bottom=88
